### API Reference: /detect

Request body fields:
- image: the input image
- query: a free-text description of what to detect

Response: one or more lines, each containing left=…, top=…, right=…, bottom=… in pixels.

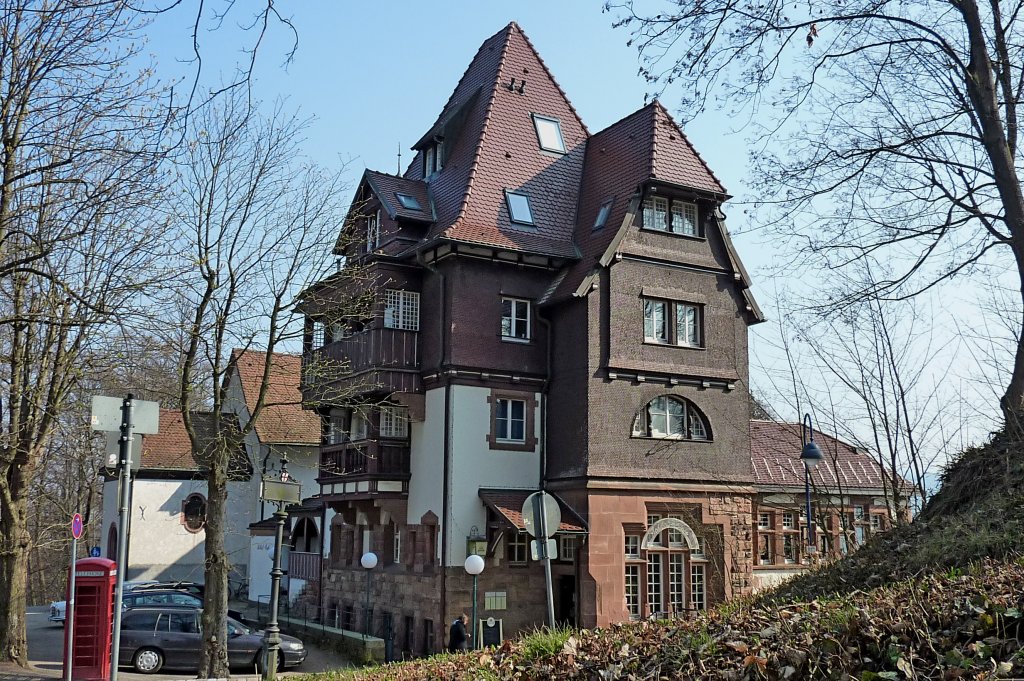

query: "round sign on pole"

left=521, top=491, right=560, bottom=538
left=71, top=513, right=84, bottom=540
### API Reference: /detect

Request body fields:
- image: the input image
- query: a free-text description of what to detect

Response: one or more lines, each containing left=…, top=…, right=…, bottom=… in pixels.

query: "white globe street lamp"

left=464, top=554, right=485, bottom=649
left=360, top=551, right=378, bottom=638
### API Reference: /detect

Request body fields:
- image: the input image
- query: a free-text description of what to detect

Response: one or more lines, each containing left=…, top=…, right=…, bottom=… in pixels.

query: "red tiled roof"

left=404, top=23, right=587, bottom=258
left=749, top=420, right=895, bottom=490
left=479, top=489, right=586, bottom=533
left=139, top=410, right=247, bottom=475
left=140, top=409, right=199, bottom=471
left=363, top=171, right=431, bottom=222
left=650, top=101, right=726, bottom=195
left=230, top=350, right=320, bottom=445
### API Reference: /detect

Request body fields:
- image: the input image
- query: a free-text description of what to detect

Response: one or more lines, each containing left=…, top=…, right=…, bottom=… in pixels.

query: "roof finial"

left=397, top=142, right=402, bottom=175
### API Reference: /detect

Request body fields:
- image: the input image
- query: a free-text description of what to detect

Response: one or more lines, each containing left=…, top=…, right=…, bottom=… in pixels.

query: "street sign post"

left=521, top=491, right=559, bottom=628
left=65, top=514, right=83, bottom=681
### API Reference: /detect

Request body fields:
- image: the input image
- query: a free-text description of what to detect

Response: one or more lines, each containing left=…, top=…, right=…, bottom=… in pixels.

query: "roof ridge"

left=652, top=100, right=727, bottom=193
left=445, top=23, right=515, bottom=235
left=648, top=101, right=659, bottom=180
left=511, top=23, right=590, bottom=136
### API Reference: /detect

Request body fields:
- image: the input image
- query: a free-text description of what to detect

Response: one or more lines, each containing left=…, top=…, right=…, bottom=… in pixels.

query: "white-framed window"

left=424, top=142, right=444, bottom=177
left=327, top=413, right=347, bottom=445
left=594, top=198, right=614, bottom=230
left=484, top=591, right=507, bottom=610
left=782, top=512, right=795, bottom=530
left=757, top=513, right=771, bottom=530
left=395, top=193, right=421, bottom=211
left=692, top=536, right=706, bottom=559
left=505, top=190, right=535, bottom=225
left=531, top=114, right=566, bottom=153
left=311, top=319, right=326, bottom=348
left=380, top=406, right=409, bottom=439
left=507, top=531, right=528, bottom=565
left=668, top=553, right=685, bottom=615
left=646, top=514, right=662, bottom=546
left=625, top=564, right=641, bottom=620
left=643, top=196, right=699, bottom=236
left=632, top=396, right=710, bottom=441
left=495, top=398, right=526, bottom=443
left=393, top=528, right=402, bottom=564
left=624, top=535, right=641, bottom=558
left=559, top=535, right=576, bottom=563
left=870, top=514, right=882, bottom=532
left=367, top=210, right=380, bottom=250
left=384, top=289, right=420, bottom=331
left=666, top=515, right=685, bottom=548
left=501, top=297, right=531, bottom=341
left=646, top=553, right=663, bottom=616
left=350, top=411, right=368, bottom=441
left=690, top=564, right=706, bottom=610
left=783, top=535, right=797, bottom=564
left=642, top=298, right=702, bottom=347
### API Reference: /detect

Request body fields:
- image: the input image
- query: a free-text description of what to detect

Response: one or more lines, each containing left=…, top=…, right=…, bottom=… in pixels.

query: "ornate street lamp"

left=259, top=456, right=301, bottom=681
left=360, top=551, right=378, bottom=639
left=464, top=554, right=485, bottom=649
left=800, top=413, right=824, bottom=554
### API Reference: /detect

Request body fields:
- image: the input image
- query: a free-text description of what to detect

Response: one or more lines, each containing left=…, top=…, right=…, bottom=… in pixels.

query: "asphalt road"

left=26, top=606, right=353, bottom=680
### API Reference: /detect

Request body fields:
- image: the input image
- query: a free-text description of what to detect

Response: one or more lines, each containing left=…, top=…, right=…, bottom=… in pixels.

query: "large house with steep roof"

left=295, top=22, right=900, bottom=654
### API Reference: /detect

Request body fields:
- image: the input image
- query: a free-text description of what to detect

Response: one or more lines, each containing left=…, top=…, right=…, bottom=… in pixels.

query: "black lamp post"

left=259, top=456, right=301, bottom=681
left=800, top=414, right=824, bottom=554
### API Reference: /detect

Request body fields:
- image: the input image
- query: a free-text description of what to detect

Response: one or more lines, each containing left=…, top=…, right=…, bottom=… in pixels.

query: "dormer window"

left=505, top=190, right=535, bottom=225
left=532, top=114, right=566, bottom=154
left=424, top=141, right=444, bottom=177
left=396, top=193, right=422, bottom=211
left=642, top=196, right=699, bottom=236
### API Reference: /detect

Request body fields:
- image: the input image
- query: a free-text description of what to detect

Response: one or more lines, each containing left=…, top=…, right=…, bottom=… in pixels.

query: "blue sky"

left=141, top=2, right=1004, bottom=458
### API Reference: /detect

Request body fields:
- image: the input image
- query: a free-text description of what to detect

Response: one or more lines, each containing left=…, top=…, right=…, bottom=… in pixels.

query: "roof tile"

left=230, top=350, right=320, bottom=445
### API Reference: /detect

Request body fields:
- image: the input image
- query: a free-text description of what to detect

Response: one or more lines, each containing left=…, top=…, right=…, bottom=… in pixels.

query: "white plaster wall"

left=407, top=387, right=446, bottom=529
left=445, top=385, right=540, bottom=567
left=248, top=534, right=274, bottom=602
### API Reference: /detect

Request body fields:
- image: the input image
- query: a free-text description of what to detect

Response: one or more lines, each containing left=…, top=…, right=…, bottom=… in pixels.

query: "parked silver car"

left=116, top=606, right=305, bottom=674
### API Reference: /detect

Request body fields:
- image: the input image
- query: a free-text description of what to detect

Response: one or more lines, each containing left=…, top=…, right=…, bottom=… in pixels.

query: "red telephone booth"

left=63, top=557, right=117, bottom=681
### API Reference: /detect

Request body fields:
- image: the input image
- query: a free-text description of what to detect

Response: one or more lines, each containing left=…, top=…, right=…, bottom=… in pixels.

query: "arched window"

left=181, top=493, right=207, bottom=533
left=632, top=396, right=710, bottom=441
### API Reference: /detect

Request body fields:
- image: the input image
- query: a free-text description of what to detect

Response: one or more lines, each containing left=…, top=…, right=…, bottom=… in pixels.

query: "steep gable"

left=407, top=23, right=588, bottom=258
left=230, top=349, right=320, bottom=446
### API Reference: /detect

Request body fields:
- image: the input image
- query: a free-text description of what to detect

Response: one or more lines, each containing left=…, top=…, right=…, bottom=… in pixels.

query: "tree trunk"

left=199, top=445, right=231, bottom=679
left=0, top=493, right=31, bottom=665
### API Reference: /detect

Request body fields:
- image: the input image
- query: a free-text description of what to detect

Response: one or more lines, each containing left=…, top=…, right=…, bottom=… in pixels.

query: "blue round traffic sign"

left=71, top=513, right=83, bottom=540
left=89, top=546, right=101, bottom=557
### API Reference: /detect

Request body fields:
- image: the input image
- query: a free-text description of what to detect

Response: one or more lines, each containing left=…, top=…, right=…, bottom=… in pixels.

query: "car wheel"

left=253, top=652, right=285, bottom=673
left=132, top=648, right=164, bottom=674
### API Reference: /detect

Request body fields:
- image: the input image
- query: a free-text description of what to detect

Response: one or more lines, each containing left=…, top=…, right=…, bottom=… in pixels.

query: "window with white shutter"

left=384, top=289, right=419, bottom=331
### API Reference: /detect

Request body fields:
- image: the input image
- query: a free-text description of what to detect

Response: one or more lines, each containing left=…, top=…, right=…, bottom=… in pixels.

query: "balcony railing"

left=320, top=442, right=410, bottom=480
left=302, top=327, right=421, bottom=397
left=287, top=551, right=321, bottom=583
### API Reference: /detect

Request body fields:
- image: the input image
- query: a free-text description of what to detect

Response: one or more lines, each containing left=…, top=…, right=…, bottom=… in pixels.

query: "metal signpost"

left=521, top=491, right=560, bottom=628
left=64, top=513, right=84, bottom=681
left=259, top=460, right=301, bottom=681
left=91, top=395, right=158, bottom=681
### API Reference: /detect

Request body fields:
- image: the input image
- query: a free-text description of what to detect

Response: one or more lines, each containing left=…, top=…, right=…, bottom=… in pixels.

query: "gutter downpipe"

left=418, top=249, right=450, bottom=644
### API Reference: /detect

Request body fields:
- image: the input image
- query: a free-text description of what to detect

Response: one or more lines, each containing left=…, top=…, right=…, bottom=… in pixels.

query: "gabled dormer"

left=335, top=170, right=434, bottom=261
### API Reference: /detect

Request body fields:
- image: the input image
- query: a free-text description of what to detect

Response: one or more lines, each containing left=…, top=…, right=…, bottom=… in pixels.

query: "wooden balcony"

left=287, top=551, right=321, bottom=583
left=317, top=441, right=410, bottom=500
left=302, top=327, right=421, bottom=401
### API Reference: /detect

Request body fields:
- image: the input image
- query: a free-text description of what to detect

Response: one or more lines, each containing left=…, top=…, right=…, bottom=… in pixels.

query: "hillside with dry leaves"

left=313, top=435, right=1024, bottom=680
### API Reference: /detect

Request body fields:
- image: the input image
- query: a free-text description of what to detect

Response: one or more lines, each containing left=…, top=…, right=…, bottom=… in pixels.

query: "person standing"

left=448, top=613, right=469, bottom=653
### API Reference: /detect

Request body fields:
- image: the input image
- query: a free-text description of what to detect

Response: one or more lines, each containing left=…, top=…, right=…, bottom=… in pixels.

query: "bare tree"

left=165, top=91, right=349, bottom=679
left=610, top=0, right=1024, bottom=435
left=0, top=1, right=170, bottom=663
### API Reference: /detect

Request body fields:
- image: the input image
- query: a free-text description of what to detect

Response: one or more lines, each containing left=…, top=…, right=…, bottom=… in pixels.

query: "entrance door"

left=555, top=576, right=576, bottom=627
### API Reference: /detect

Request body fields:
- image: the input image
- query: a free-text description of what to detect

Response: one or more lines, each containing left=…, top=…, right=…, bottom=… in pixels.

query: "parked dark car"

left=116, top=606, right=306, bottom=674
left=120, top=589, right=247, bottom=624
left=131, top=581, right=205, bottom=597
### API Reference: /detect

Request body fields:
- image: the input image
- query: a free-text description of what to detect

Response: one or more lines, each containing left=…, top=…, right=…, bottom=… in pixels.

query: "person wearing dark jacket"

left=448, top=613, right=469, bottom=652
